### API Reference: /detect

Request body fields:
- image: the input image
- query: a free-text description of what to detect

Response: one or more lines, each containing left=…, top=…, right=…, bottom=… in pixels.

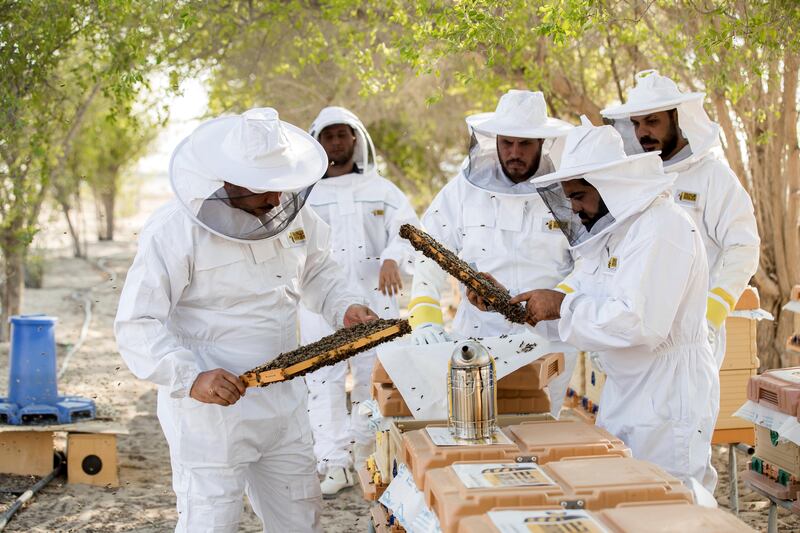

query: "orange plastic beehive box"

left=425, top=457, right=693, bottom=533
left=497, top=391, right=551, bottom=413
left=497, top=353, right=564, bottom=392
left=457, top=503, right=755, bottom=533
left=372, top=360, right=394, bottom=385
left=743, top=458, right=800, bottom=500
left=403, top=419, right=631, bottom=491
left=373, top=382, right=413, bottom=417
left=746, top=367, right=800, bottom=418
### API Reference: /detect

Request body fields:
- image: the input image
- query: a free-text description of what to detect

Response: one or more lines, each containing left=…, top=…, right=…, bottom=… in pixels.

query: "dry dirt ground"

left=0, top=177, right=797, bottom=532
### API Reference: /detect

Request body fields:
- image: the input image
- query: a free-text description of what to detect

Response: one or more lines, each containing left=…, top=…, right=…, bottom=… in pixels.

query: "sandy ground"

left=0, top=175, right=797, bottom=532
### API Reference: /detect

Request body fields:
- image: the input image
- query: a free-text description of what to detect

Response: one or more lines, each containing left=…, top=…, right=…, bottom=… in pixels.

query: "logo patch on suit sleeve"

left=606, top=256, right=619, bottom=271
left=676, top=191, right=698, bottom=205
left=372, top=209, right=385, bottom=216
left=288, top=228, right=306, bottom=244
left=543, top=218, right=564, bottom=232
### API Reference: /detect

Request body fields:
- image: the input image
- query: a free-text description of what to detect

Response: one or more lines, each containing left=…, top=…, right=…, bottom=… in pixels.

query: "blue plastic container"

left=8, top=315, right=59, bottom=406
left=0, top=314, right=95, bottom=425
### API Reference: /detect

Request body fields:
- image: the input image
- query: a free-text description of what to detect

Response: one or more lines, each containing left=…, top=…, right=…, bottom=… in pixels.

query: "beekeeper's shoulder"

left=137, top=199, right=195, bottom=252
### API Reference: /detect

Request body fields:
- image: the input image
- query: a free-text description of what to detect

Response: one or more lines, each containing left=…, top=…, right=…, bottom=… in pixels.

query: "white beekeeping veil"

left=462, top=90, right=573, bottom=197
left=169, top=108, right=328, bottom=242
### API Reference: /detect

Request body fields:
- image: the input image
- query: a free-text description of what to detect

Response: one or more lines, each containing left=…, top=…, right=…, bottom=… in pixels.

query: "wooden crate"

left=755, top=424, right=800, bottom=477
left=717, top=368, right=757, bottom=430
left=0, top=431, right=54, bottom=476
left=67, top=433, right=119, bottom=487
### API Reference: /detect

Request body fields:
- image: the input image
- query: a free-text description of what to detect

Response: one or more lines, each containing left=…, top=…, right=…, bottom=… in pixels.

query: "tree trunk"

left=101, top=190, right=115, bottom=241
left=0, top=248, right=24, bottom=342
left=59, top=197, right=85, bottom=258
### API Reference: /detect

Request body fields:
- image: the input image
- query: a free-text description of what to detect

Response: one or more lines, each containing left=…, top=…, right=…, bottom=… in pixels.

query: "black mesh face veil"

left=535, top=181, right=616, bottom=247
left=194, top=184, right=313, bottom=241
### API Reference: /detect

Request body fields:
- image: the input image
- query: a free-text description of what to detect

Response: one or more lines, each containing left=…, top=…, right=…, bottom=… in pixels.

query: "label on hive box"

left=488, top=509, right=610, bottom=533
left=452, top=463, right=556, bottom=489
left=425, top=426, right=513, bottom=447
left=769, top=369, right=800, bottom=384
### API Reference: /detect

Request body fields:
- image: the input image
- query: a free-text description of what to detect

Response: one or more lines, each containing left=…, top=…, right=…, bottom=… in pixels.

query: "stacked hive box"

left=363, top=354, right=564, bottom=500
left=714, top=286, right=761, bottom=444
left=362, top=414, right=553, bottom=502
left=743, top=367, right=800, bottom=499
left=402, top=419, right=631, bottom=491
left=424, top=456, right=694, bottom=533
left=371, top=353, right=564, bottom=420
left=457, top=504, right=756, bottom=532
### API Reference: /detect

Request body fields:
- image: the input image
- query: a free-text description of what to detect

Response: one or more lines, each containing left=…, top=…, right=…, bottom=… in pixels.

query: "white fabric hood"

left=601, top=70, right=721, bottom=168
left=533, top=117, right=676, bottom=249
left=309, top=106, right=378, bottom=177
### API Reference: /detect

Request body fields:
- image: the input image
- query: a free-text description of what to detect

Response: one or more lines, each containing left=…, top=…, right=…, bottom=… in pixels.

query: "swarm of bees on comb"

left=240, top=319, right=411, bottom=388
left=399, top=224, right=527, bottom=324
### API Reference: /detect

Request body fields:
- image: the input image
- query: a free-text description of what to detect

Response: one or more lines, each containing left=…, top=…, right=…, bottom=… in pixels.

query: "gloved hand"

left=411, top=323, right=450, bottom=345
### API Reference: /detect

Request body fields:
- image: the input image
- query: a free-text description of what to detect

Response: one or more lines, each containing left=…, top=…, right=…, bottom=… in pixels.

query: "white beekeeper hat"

left=466, top=90, right=572, bottom=139
left=533, top=117, right=675, bottom=248
left=170, top=107, right=327, bottom=242
left=601, top=70, right=705, bottom=119
left=601, top=70, right=720, bottom=160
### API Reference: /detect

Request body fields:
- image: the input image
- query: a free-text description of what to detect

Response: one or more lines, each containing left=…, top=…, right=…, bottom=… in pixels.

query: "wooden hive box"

left=721, top=286, right=760, bottom=371
left=716, top=368, right=757, bottom=430
left=402, top=419, right=630, bottom=492
left=754, top=424, right=800, bottom=477
left=457, top=503, right=755, bottom=533
left=425, top=456, right=693, bottom=533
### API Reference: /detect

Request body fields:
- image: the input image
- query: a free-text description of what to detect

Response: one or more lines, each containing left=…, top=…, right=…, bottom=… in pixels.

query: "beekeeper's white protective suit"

left=602, top=70, right=760, bottom=369
left=532, top=118, right=719, bottom=493
left=299, top=106, right=418, bottom=477
left=115, top=108, right=367, bottom=533
left=408, top=90, right=578, bottom=417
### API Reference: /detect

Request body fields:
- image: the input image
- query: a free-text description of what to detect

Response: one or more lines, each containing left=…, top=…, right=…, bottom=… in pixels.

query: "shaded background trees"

left=2, top=0, right=798, bottom=369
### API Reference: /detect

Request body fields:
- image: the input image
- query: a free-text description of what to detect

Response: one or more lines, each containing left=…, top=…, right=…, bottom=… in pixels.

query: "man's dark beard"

left=329, top=144, right=356, bottom=168
left=499, top=157, right=539, bottom=184
left=578, top=197, right=610, bottom=231
left=639, top=115, right=680, bottom=160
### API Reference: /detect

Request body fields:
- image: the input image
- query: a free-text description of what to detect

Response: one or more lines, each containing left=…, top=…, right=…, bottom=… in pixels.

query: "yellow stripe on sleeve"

left=707, top=296, right=729, bottom=330
left=710, top=287, right=736, bottom=311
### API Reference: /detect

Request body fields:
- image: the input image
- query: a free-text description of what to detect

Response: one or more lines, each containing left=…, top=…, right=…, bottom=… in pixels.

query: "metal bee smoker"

left=447, top=340, right=497, bottom=440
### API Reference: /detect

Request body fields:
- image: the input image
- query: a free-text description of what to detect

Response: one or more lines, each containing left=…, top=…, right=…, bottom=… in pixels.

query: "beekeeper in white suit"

left=115, top=107, right=378, bottom=533
left=602, top=70, right=760, bottom=369
left=408, top=90, right=578, bottom=417
left=298, top=106, right=418, bottom=496
left=471, top=118, right=719, bottom=494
